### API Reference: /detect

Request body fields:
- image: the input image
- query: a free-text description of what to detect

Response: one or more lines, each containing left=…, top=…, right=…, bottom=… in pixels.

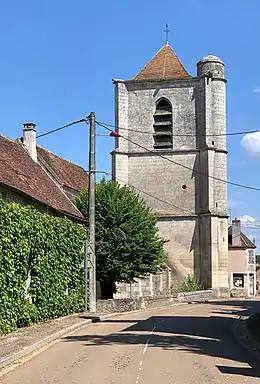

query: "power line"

left=97, top=120, right=259, bottom=137
left=36, top=118, right=88, bottom=139
left=97, top=121, right=260, bottom=193
left=99, top=172, right=260, bottom=229
left=240, top=226, right=260, bottom=229
left=102, top=172, right=192, bottom=215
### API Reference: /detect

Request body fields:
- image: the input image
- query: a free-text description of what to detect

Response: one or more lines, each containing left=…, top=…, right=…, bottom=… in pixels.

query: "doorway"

left=249, top=273, right=255, bottom=296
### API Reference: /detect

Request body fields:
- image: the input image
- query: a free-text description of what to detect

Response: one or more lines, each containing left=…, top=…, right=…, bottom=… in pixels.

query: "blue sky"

left=1, top=0, right=260, bottom=245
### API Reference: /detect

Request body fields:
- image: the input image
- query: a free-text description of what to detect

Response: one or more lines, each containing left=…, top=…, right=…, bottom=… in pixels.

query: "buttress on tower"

left=112, top=44, right=229, bottom=289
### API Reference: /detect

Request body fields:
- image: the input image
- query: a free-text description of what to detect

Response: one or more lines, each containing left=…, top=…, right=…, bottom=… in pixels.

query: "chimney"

left=23, top=123, right=37, bottom=162
left=232, top=217, right=241, bottom=246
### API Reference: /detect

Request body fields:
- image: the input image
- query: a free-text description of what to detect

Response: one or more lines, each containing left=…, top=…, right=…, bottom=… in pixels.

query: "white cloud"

left=253, top=86, right=260, bottom=93
left=228, top=200, right=238, bottom=208
left=240, top=131, right=260, bottom=153
left=228, top=192, right=244, bottom=208
left=238, top=215, right=256, bottom=224
left=228, top=199, right=243, bottom=208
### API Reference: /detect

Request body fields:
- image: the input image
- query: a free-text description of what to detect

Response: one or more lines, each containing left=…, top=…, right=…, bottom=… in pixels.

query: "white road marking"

left=134, top=305, right=208, bottom=383
left=143, top=326, right=156, bottom=355
left=135, top=325, right=157, bottom=383
left=170, top=333, right=220, bottom=342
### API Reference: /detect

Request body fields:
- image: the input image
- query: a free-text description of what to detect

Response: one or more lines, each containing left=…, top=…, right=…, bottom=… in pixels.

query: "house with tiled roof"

left=228, top=218, right=256, bottom=296
left=0, top=123, right=88, bottom=222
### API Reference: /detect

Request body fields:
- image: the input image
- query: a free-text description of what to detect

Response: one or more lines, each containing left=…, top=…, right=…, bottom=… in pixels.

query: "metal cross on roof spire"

left=164, top=23, right=170, bottom=45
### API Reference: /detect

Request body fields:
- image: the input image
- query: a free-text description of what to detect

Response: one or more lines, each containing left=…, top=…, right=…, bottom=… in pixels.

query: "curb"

left=0, top=299, right=193, bottom=374
left=0, top=319, right=92, bottom=376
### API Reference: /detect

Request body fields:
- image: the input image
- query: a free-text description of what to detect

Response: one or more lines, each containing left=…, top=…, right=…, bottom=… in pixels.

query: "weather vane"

left=164, top=23, right=170, bottom=45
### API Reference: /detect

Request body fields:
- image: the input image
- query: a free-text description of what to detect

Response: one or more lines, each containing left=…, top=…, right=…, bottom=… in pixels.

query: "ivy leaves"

left=0, top=200, right=85, bottom=334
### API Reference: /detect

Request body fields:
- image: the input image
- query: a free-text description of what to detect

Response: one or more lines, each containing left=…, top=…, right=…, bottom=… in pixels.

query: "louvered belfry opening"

left=153, top=99, right=173, bottom=149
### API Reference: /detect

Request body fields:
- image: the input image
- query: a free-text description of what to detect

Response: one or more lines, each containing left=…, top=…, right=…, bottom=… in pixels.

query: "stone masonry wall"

left=96, top=289, right=221, bottom=314
left=0, top=186, right=47, bottom=213
left=157, top=218, right=200, bottom=279
left=126, top=80, right=197, bottom=152
left=128, top=153, right=199, bottom=215
left=113, top=268, right=171, bottom=299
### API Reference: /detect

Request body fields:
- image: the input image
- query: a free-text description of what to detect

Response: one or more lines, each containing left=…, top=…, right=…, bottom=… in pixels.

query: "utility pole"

left=88, top=112, right=96, bottom=312
left=84, top=239, right=88, bottom=313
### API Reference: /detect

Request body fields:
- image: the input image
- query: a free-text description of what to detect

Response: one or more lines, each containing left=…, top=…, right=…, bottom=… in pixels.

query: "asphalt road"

left=1, top=300, right=260, bottom=383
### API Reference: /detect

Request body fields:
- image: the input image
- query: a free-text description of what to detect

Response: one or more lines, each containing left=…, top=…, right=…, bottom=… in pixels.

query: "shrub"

left=172, top=275, right=203, bottom=294
left=75, top=180, right=165, bottom=297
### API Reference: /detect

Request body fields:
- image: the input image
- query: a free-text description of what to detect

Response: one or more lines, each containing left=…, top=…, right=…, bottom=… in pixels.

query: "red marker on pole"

left=110, top=131, right=121, bottom=137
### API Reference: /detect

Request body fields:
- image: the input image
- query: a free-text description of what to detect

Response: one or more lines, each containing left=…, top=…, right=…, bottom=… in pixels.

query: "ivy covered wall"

left=0, top=200, right=85, bottom=334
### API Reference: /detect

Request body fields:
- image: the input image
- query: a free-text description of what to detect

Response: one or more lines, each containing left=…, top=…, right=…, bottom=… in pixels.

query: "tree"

left=75, top=179, right=165, bottom=298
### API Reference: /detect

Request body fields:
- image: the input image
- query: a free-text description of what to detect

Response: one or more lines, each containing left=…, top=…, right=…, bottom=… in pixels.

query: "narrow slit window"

left=153, top=99, right=173, bottom=150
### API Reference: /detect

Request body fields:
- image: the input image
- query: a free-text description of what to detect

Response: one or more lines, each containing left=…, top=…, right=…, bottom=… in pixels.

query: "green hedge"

left=0, top=200, right=85, bottom=334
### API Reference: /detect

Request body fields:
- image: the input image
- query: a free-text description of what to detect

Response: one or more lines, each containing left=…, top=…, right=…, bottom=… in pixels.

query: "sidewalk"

left=0, top=298, right=186, bottom=373
left=0, top=313, right=93, bottom=371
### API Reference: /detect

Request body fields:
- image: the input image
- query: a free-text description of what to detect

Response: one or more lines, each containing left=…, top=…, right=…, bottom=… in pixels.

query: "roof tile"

left=0, top=135, right=84, bottom=220
left=37, top=146, right=88, bottom=192
left=134, top=45, right=190, bottom=81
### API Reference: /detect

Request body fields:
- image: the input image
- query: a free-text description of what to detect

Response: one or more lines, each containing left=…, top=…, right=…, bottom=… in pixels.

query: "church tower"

left=112, top=44, right=229, bottom=290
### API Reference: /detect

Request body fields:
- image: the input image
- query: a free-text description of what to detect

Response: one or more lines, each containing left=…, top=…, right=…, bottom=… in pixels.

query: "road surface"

left=1, top=300, right=260, bottom=383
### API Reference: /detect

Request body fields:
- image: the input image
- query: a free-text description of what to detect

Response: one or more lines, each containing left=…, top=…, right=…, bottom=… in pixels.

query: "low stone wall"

left=96, top=290, right=218, bottom=314
left=230, top=288, right=248, bottom=298
left=212, top=287, right=231, bottom=298
left=113, top=268, right=171, bottom=299
left=96, top=296, right=174, bottom=314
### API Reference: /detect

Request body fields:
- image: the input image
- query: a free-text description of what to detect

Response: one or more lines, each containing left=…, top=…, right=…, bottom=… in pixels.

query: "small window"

left=153, top=99, right=172, bottom=150
left=212, top=141, right=215, bottom=145
left=182, top=185, right=187, bottom=190
left=233, top=274, right=244, bottom=288
left=248, top=250, right=255, bottom=264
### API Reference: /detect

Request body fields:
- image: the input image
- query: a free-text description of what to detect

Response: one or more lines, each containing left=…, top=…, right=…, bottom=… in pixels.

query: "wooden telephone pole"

left=88, top=112, right=96, bottom=312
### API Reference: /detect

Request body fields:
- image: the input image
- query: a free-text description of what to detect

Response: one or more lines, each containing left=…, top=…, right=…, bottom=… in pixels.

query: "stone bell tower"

left=112, top=44, right=229, bottom=290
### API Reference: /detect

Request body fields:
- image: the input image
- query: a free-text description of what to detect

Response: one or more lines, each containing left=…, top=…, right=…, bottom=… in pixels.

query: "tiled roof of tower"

left=134, top=45, right=190, bottom=81
left=37, top=146, right=88, bottom=192
left=0, top=135, right=85, bottom=221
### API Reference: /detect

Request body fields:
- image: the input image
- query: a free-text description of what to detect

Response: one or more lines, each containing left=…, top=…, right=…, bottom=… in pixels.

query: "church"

left=112, top=42, right=229, bottom=291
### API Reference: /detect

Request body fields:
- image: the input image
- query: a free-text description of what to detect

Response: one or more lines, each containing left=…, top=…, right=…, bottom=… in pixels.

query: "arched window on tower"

left=153, top=99, right=173, bottom=149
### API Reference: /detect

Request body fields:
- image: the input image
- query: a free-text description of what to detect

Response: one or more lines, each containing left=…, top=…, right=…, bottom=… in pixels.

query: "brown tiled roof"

left=37, top=146, right=88, bottom=192
left=134, top=45, right=190, bottom=81
left=228, top=226, right=256, bottom=248
left=0, top=135, right=84, bottom=220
